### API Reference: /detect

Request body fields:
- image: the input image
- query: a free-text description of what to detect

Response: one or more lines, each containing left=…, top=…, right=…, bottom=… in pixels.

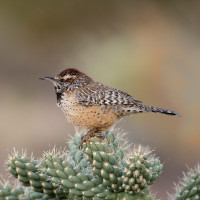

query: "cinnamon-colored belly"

left=61, top=102, right=118, bottom=130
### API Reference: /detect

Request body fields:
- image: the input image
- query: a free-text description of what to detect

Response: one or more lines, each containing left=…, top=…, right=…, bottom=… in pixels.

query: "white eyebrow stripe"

left=63, top=75, right=75, bottom=79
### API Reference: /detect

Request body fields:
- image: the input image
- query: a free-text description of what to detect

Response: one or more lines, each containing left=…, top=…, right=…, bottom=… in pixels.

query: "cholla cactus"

left=0, top=181, right=58, bottom=200
left=2, top=130, right=200, bottom=199
left=0, top=181, right=23, bottom=199
left=7, top=151, right=66, bottom=199
left=169, top=164, right=200, bottom=200
left=5, top=130, right=162, bottom=199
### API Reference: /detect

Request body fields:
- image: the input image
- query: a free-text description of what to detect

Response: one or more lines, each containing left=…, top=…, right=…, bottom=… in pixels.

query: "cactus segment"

left=169, top=164, right=200, bottom=200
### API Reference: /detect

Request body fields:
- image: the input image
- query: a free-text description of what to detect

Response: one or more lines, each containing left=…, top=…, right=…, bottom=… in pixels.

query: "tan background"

left=0, top=1, right=200, bottom=199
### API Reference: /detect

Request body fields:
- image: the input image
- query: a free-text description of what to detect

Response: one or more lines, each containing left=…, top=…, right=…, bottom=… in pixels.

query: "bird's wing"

left=77, top=82, right=142, bottom=106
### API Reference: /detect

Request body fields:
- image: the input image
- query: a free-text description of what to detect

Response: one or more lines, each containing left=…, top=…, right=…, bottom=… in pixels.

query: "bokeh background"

left=0, top=1, right=200, bottom=199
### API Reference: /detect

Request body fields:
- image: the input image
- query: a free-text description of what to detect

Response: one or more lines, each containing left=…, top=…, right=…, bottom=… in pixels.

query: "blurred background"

left=0, top=0, right=200, bottom=198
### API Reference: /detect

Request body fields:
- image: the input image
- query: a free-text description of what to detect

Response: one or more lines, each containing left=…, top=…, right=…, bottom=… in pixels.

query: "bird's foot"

left=79, top=129, right=105, bottom=148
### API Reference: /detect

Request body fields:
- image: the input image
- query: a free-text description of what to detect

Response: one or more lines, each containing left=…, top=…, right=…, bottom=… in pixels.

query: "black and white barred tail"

left=137, top=104, right=179, bottom=116
left=124, top=104, right=179, bottom=116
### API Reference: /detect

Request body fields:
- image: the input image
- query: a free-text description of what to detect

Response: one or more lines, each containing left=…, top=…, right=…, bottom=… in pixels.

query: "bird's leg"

left=79, top=128, right=105, bottom=148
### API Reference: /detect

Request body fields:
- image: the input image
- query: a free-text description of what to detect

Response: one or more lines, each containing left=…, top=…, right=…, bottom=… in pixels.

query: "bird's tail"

left=137, top=104, right=180, bottom=116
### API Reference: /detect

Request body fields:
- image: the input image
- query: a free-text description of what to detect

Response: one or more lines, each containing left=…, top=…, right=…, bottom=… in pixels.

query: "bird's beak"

left=39, top=76, right=55, bottom=82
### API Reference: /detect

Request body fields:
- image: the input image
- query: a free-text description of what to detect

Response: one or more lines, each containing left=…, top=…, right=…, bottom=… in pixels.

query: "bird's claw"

left=79, top=131, right=105, bottom=149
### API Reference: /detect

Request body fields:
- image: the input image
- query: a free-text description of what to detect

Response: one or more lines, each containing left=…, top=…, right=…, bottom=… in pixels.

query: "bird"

left=40, top=68, right=179, bottom=144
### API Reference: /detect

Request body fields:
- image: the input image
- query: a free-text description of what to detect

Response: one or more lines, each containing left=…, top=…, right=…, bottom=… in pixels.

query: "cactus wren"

left=40, top=68, right=178, bottom=143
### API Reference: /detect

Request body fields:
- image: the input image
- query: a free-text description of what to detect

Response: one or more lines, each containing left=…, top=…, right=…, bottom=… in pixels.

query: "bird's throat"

left=56, top=92, right=63, bottom=107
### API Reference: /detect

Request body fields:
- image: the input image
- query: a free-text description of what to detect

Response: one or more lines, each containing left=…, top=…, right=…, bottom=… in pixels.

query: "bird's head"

left=39, top=68, right=92, bottom=93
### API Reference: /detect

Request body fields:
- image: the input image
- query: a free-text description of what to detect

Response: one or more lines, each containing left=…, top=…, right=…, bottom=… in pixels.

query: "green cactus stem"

left=6, top=130, right=162, bottom=199
left=0, top=181, right=60, bottom=200
left=169, top=164, right=200, bottom=200
left=7, top=152, right=66, bottom=199
left=41, top=131, right=161, bottom=199
left=0, top=181, right=24, bottom=200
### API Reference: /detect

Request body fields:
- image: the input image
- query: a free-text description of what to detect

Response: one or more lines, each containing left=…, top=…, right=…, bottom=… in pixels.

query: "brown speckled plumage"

left=40, top=68, right=179, bottom=142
